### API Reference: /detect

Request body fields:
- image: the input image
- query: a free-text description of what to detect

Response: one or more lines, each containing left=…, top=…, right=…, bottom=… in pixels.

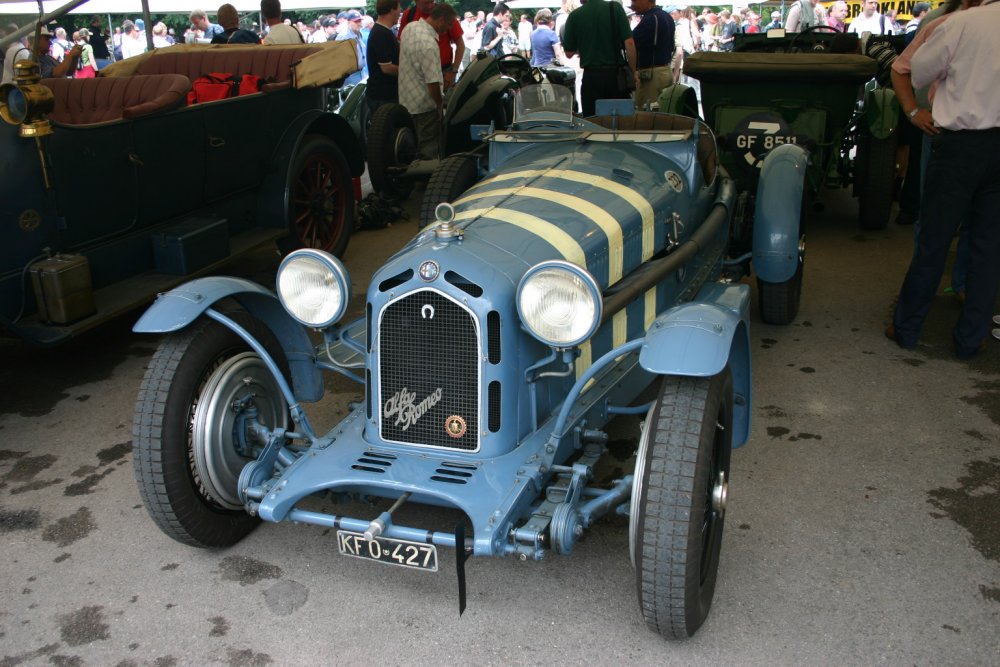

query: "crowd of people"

left=3, top=0, right=997, bottom=350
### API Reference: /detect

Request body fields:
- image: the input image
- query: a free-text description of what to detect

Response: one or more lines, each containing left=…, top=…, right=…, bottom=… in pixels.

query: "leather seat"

left=42, top=74, right=191, bottom=125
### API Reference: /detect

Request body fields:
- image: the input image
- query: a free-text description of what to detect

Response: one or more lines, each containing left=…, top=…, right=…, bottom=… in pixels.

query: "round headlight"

left=276, top=249, right=350, bottom=328
left=517, top=260, right=602, bottom=348
left=1, top=85, right=28, bottom=125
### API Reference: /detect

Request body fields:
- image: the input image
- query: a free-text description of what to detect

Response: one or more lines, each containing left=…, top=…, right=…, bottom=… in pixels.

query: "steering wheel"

left=495, top=53, right=543, bottom=84
left=788, top=24, right=841, bottom=53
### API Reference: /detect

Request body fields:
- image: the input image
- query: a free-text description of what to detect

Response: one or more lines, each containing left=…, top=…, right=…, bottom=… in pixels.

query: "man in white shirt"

left=785, top=0, right=818, bottom=32
left=888, top=0, right=1000, bottom=359
left=459, top=11, right=478, bottom=72
left=261, top=0, right=304, bottom=44
left=517, top=13, right=532, bottom=58
left=848, top=0, right=894, bottom=34
left=399, top=3, right=457, bottom=161
left=120, top=20, right=146, bottom=59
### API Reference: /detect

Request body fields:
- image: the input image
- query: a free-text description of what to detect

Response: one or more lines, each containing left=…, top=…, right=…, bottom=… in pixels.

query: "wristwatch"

left=908, top=108, right=920, bottom=119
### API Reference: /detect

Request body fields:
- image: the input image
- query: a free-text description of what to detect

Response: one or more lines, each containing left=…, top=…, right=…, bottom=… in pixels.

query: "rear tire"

left=132, top=313, right=288, bottom=548
left=631, top=369, right=733, bottom=640
left=419, top=153, right=480, bottom=228
left=856, top=133, right=897, bottom=230
left=366, top=103, right=417, bottom=201
left=282, top=135, right=354, bottom=257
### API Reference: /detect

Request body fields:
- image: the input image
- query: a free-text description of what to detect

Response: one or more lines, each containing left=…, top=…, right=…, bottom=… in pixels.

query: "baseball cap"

left=665, top=5, right=678, bottom=12
left=345, top=9, right=363, bottom=21
left=135, top=18, right=145, bottom=30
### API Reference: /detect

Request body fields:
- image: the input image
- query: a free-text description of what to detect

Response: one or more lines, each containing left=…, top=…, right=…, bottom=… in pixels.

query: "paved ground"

left=1, top=185, right=998, bottom=667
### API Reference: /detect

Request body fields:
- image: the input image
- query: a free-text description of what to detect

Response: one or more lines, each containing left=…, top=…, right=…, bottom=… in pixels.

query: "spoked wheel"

left=419, top=153, right=480, bottom=228
left=287, top=135, right=354, bottom=257
left=133, top=313, right=288, bottom=548
left=366, top=103, right=417, bottom=201
left=630, top=369, right=733, bottom=640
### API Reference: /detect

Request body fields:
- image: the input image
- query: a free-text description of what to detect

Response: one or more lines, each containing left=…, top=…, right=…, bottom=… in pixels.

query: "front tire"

left=630, top=369, right=734, bottom=640
left=132, top=313, right=288, bottom=548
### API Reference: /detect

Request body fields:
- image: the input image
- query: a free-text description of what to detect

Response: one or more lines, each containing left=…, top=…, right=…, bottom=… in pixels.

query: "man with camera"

left=630, top=0, right=674, bottom=110
left=2, top=26, right=81, bottom=84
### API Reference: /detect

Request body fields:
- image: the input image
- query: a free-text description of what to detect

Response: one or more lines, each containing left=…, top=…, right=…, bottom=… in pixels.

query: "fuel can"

left=29, top=254, right=97, bottom=324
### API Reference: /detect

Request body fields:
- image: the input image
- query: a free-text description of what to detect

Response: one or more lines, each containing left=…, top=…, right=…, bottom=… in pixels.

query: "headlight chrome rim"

left=516, top=260, right=602, bottom=348
left=276, top=249, right=351, bottom=329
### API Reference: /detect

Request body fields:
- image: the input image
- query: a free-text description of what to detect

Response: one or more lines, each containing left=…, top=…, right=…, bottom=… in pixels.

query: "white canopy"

left=505, top=0, right=560, bottom=8
left=0, top=0, right=358, bottom=14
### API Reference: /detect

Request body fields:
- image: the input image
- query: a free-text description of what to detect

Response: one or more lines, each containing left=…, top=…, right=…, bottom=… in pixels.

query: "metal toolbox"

left=152, top=217, right=230, bottom=276
left=29, top=254, right=97, bottom=325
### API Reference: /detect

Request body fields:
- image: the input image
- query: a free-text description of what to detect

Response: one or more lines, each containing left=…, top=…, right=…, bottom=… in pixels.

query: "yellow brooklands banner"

left=824, top=0, right=921, bottom=21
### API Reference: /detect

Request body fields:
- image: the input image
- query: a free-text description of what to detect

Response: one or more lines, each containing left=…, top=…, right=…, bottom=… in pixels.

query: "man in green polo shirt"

left=562, top=0, right=637, bottom=116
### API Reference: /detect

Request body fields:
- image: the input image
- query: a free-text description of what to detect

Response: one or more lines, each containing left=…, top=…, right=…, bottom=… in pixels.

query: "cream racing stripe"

left=644, top=287, right=657, bottom=331
left=577, top=341, right=592, bottom=382
left=468, top=169, right=655, bottom=263
left=613, top=310, right=628, bottom=349
left=452, top=208, right=587, bottom=269
left=456, top=187, right=624, bottom=284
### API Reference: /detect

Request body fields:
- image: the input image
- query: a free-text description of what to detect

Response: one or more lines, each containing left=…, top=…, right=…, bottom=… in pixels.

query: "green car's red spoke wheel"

left=284, top=135, right=353, bottom=257
left=293, top=150, right=345, bottom=250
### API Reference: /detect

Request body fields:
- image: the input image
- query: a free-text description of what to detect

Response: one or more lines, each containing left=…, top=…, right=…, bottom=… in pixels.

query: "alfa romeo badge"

left=445, top=415, right=467, bottom=438
left=418, top=260, right=440, bottom=281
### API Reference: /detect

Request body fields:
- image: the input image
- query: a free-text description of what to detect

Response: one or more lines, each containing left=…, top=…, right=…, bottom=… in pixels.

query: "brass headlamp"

left=0, top=57, right=55, bottom=137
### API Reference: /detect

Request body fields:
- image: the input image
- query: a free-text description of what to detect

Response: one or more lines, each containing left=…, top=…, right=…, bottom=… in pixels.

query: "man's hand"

left=443, top=70, right=456, bottom=89
left=909, top=107, right=940, bottom=136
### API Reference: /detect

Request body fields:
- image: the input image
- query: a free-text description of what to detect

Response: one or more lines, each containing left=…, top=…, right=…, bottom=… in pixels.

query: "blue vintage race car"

left=131, top=84, right=807, bottom=639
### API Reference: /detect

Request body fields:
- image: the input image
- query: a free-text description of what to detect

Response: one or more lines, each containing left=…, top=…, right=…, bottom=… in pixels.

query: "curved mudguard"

left=864, top=86, right=900, bottom=140
left=448, top=77, right=514, bottom=126
left=133, top=277, right=324, bottom=403
left=752, top=143, right=808, bottom=284
left=639, top=282, right=752, bottom=447
left=657, top=83, right=700, bottom=118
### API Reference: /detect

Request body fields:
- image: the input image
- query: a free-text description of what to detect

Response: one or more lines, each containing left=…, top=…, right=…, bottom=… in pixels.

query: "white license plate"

left=336, top=531, right=438, bottom=572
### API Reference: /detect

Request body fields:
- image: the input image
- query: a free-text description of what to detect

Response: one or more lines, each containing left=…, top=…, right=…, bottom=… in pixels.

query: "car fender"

left=864, top=86, right=899, bottom=140
left=656, top=83, right=700, bottom=118
left=639, top=282, right=751, bottom=447
left=133, top=276, right=324, bottom=403
left=448, top=77, right=514, bottom=126
left=752, top=142, right=807, bottom=284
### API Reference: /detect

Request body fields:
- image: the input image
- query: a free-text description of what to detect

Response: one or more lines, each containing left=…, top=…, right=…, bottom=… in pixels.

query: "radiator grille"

left=378, top=290, right=480, bottom=450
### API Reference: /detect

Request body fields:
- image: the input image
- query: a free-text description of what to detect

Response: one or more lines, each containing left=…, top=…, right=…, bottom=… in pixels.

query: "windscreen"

left=513, top=83, right=575, bottom=123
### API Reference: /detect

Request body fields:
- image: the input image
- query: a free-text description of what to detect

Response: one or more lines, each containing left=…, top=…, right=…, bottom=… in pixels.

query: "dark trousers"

left=892, top=127, right=1000, bottom=355
left=898, top=115, right=923, bottom=216
left=580, top=66, right=628, bottom=117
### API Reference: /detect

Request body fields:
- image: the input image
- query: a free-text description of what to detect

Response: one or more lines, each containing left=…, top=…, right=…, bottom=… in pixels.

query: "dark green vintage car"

left=1, top=40, right=363, bottom=345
